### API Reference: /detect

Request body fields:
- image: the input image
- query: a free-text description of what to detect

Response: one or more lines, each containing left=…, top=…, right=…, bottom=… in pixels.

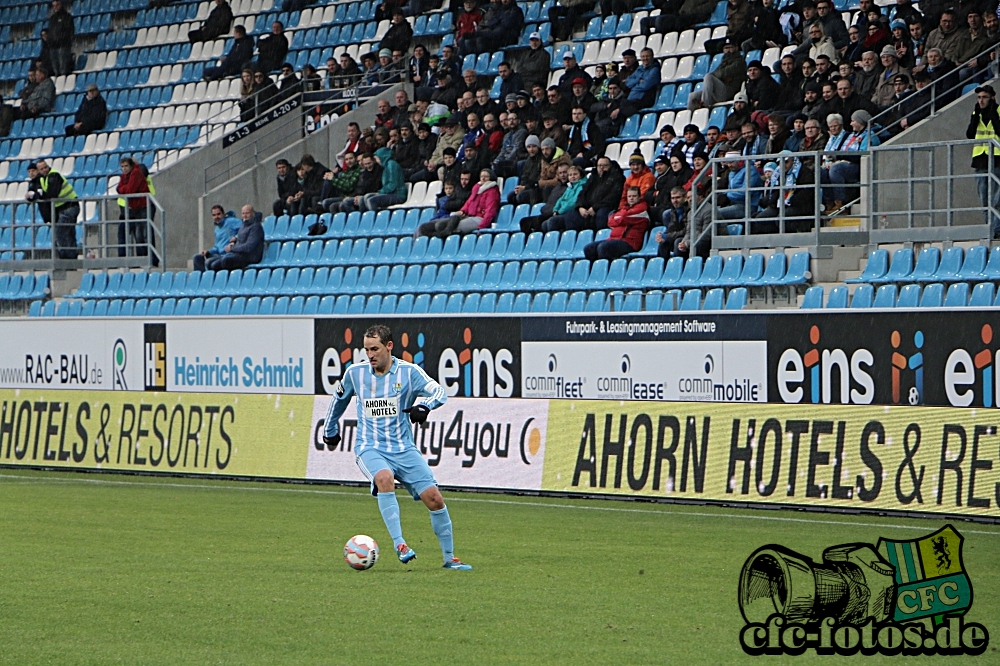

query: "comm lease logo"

left=738, top=525, right=989, bottom=656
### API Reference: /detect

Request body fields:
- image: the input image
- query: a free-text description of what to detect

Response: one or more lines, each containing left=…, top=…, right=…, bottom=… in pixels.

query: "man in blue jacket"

left=193, top=205, right=243, bottom=271
left=203, top=25, right=255, bottom=81
left=621, top=47, right=661, bottom=117
left=205, top=204, right=265, bottom=271
left=716, top=151, right=763, bottom=220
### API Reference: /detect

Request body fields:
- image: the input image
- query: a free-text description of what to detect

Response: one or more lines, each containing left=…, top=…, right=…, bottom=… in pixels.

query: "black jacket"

left=276, top=172, right=297, bottom=203
left=967, top=100, right=1000, bottom=169
left=48, top=9, right=75, bottom=48
left=353, top=164, right=384, bottom=196
left=443, top=182, right=472, bottom=212
left=519, top=46, right=551, bottom=90
left=566, top=119, right=605, bottom=163
left=202, top=1, right=234, bottom=41
left=745, top=71, right=781, bottom=111
left=256, top=32, right=288, bottom=72
left=575, top=162, right=625, bottom=211
left=379, top=21, right=413, bottom=53
left=74, top=94, right=107, bottom=133
left=393, top=137, right=421, bottom=170
left=519, top=153, right=542, bottom=188
left=229, top=215, right=265, bottom=263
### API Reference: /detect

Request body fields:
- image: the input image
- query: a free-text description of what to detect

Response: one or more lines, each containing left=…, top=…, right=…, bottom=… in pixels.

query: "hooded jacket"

left=539, top=147, right=573, bottom=189
left=461, top=180, right=501, bottom=228
left=607, top=200, right=650, bottom=250
left=553, top=176, right=587, bottom=215
left=620, top=163, right=656, bottom=209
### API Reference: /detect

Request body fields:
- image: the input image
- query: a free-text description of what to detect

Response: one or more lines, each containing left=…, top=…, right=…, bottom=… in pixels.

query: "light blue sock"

left=429, top=506, right=454, bottom=562
left=377, top=492, right=405, bottom=549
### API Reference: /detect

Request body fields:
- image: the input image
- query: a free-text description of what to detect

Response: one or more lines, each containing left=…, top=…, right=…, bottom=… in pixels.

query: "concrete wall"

left=153, top=84, right=406, bottom=269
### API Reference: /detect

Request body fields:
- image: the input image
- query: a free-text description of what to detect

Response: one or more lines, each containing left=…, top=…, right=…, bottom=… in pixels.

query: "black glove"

left=323, top=433, right=341, bottom=449
left=404, top=404, right=430, bottom=424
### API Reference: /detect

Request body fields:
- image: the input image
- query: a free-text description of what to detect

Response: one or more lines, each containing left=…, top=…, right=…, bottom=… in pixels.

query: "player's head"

left=363, top=325, right=394, bottom=373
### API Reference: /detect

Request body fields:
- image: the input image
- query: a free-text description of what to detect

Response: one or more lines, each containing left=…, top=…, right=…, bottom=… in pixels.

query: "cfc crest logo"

left=738, top=524, right=988, bottom=656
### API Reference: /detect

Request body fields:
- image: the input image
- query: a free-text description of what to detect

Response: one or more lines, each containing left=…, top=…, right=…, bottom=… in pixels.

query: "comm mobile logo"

left=776, top=325, right=874, bottom=404
left=738, top=525, right=989, bottom=656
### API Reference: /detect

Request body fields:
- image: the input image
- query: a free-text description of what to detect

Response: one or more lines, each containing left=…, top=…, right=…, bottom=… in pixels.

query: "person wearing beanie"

left=378, top=9, right=413, bottom=54
left=538, top=136, right=572, bottom=200
left=677, top=124, right=707, bottom=168
left=968, top=85, right=1000, bottom=237
left=873, top=45, right=911, bottom=108
left=819, top=108, right=880, bottom=211
left=744, top=59, right=781, bottom=111
left=509, top=134, right=544, bottom=204
left=619, top=153, right=656, bottom=209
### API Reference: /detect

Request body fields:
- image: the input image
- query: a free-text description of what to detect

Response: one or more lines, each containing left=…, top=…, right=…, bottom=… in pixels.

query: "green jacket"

left=329, top=164, right=361, bottom=197
left=375, top=147, right=406, bottom=199
left=554, top=177, right=587, bottom=215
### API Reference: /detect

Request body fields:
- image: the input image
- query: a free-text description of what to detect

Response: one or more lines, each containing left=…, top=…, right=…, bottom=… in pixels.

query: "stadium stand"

left=3, top=0, right=1000, bottom=316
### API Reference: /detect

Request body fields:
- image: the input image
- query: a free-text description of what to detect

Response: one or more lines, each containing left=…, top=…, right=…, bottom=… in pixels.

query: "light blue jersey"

left=323, top=357, right=446, bottom=454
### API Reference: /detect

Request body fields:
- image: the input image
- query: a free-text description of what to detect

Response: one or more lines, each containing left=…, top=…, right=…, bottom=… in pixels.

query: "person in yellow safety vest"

left=967, top=84, right=1000, bottom=239
left=116, top=157, right=152, bottom=261
left=26, top=159, right=80, bottom=259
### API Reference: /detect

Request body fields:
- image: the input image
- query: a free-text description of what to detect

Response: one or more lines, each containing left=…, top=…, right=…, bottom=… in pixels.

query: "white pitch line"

left=2, top=472, right=999, bottom=536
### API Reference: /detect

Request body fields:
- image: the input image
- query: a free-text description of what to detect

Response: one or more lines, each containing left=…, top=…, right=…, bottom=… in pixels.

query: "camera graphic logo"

left=737, top=525, right=989, bottom=656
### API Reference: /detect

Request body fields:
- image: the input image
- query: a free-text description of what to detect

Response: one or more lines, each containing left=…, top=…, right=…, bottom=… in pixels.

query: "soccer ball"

left=344, top=535, right=379, bottom=570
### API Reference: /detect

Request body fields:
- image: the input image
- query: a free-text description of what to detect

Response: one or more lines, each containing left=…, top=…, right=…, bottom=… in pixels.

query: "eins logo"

left=777, top=325, right=874, bottom=404
left=319, top=326, right=514, bottom=397
left=438, top=327, right=514, bottom=398
left=945, top=324, right=1000, bottom=407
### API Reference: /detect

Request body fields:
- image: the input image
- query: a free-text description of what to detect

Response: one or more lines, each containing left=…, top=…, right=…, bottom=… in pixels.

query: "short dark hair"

left=300, top=154, right=316, bottom=167
left=211, top=204, right=225, bottom=214
left=276, top=158, right=291, bottom=167
left=365, top=325, right=393, bottom=345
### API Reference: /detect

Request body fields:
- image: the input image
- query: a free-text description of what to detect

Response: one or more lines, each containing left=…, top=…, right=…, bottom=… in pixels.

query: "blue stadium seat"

left=944, top=282, right=970, bottom=307
left=955, top=244, right=988, bottom=281
left=661, top=256, right=684, bottom=285
left=702, top=288, right=724, bottom=310
left=364, top=294, right=382, bottom=315
left=679, top=289, right=701, bottom=310
left=478, top=292, right=496, bottom=313
left=585, top=291, right=605, bottom=312
left=675, top=256, right=703, bottom=287
left=750, top=253, right=787, bottom=287
left=564, top=291, right=584, bottom=311
left=780, top=252, right=811, bottom=285
left=696, top=255, right=723, bottom=286
left=725, top=288, right=748, bottom=310
left=872, top=248, right=913, bottom=284
left=850, top=284, right=874, bottom=308
left=981, top=246, right=1000, bottom=280
left=969, top=282, right=995, bottom=307
left=896, top=284, right=921, bottom=307
left=801, top=285, right=824, bottom=308
left=919, top=282, right=944, bottom=307
left=846, top=248, right=888, bottom=283
left=919, top=247, right=962, bottom=282
left=873, top=284, right=897, bottom=308
left=512, top=292, right=531, bottom=313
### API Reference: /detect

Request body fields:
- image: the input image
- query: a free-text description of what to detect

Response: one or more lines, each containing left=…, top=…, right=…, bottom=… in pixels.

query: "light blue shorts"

left=356, top=447, right=438, bottom=501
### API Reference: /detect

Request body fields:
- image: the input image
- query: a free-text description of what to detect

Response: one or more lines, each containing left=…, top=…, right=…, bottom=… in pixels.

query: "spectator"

left=621, top=47, right=660, bottom=115
left=641, top=0, right=716, bottom=35
left=47, top=0, right=75, bottom=76
left=558, top=53, right=593, bottom=96
left=541, top=87, right=572, bottom=126
left=742, top=0, right=785, bottom=52
left=819, top=112, right=849, bottom=206
left=392, top=122, right=422, bottom=174
left=874, top=45, right=911, bottom=108
left=519, top=32, right=551, bottom=91
left=362, top=147, right=407, bottom=211
left=338, top=153, right=384, bottom=213
left=459, top=112, right=485, bottom=155
left=203, top=205, right=264, bottom=270
left=456, top=0, right=482, bottom=41
left=783, top=114, right=807, bottom=150
left=774, top=56, right=804, bottom=113
left=482, top=113, right=504, bottom=156
left=37, top=29, right=54, bottom=77
left=650, top=124, right=681, bottom=164
left=861, top=11, right=891, bottom=56
left=412, top=122, right=438, bottom=174
left=194, top=205, right=242, bottom=270
left=15, top=66, right=55, bottom=120
left=677, top=124, right=707, bottom=168
left=509, top=135, right=543, bottom=204
left=808, top=22, right=840, bottom=65
left=411, top=115, right=464, bottom=182
left=274, top=61, right=300, bottom=101
left=584, top=186, right=649, bottom=261
left=301, top=63, right=323, bottom=91
left=602, top=0, right=638, bottom=18
left=333, top=54, right=362, bottom=88
left=377, top=49, right=404, bottom=83
left=65, top=83, right=106, bottom=136
left=238, top=69, right=258, bottom=122
left=271, top=159, right=296, bottom=215
left=655, top=187, right=690, bottom=259
left=0, top=95, right=13, bottom=138
left=461, top=140, right=493, bottom=175
left=189, top=0, right=233, bottom=43
left=619, top=48, right=639, bottom=80
left=955, top=9, right=991, bottom=75
left=539, top=111, right=568, bottom=149
left=416, top=174, right=474, bottom=237
left=380, top=9, right=413, bottom=53
left=925, top=10, right=963, bottom=64
left=446, top=168, right=501, bottom=233
left=203, top=25, right=254, bottom=81
left=460, top=0, right=523, bottom=55
left=967, top=84, right=1000, bottom=237
left=408, top=45, right=430, bottom=89
left=816, top=0, right=849, bottom=49
left=702, top=0, right=753, bottom=55
left=716, top=151, right=764, bottom=220
left=566, top=106, right=605, bottom=167
left=897, top=70, right=934, bottom=130
left=540, top=165, right=590, bottom=232
left=316, top=152, right=362, bottom=217
left=800, top=117, right=827, bottom=153
left=753, top=152, right=815, bottom=233
left=519, top=163, right=571, bottom=232
left=725, top=92, right=751, bottom=129
left=844, top=24, right=866, bottom=64
left=549, top=0, right=596, bottom=41
left=822, top=109, right=879, bottom=210
left=255, top=21, right=288, bottom=73
left=538, top=137, right=573, bottom=200
left=117, top=157, right=153, bottom=257
left=854, top=50, right=882, bottom=101
left=644, top=154, right=673, bottom=221
left=834, top=77, right=878, bottom=122
left=590, top=63, right=611, bottom=98
left=336, top=122, right=366, bottom=167
left=813, top=81, right=840, bottom=125
left=764, top=114, right=791, bottom=153
left=744, top=60, right=781, bottom=111
left=493, top=113, right=527, bottom=177
left=496, top=61, right=524, bottom=102
left=620, top=153, right=656, bottom=208
left=562, top=155, right=625, bottom=229
left=27, top=159, right=79, bottom=259
left=472, top=89, right=501, bottom=124
left=375, top=98, right=397, bottom=131
left=688, top=39, right=746, bottom=109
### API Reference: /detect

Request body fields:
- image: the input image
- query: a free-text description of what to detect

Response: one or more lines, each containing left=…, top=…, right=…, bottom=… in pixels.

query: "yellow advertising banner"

left=0, top=390, right=312, bottom=478
left=542, top=400, right=1000, bottom=519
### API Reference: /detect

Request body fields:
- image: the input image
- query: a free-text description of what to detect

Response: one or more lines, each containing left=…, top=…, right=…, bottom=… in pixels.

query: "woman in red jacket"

left=583, top=185, right=649, bottom=261
left=116, top=157, right=151, bottom=257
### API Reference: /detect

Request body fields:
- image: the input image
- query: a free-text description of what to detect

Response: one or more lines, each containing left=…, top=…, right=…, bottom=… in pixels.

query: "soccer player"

left=323, top=324, right=472, bottom=571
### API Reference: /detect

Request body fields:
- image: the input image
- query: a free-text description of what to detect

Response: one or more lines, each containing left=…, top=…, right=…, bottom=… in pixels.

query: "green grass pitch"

left=1, top=469, right=999, bottom=665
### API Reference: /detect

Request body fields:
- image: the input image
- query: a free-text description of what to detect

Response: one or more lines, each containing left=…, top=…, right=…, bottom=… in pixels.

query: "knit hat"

left=540, top=137, right=556, bottom=149
left=378, top=48, right=392, bottom=58
left=683, top=123, right=699, bottom=134
left=851, top=109, right=873, bottom=124
left=692, top=148, right=709, bottom=161
left=505, top=93, right=517, bottom=103
left=746, top=60, right=763, bottom=69
left=628, top=152, right=644, bottom=163
left=659, top=124, right=676, bottom=136
left=880, top=45, right=897, bottom=58
left=763, top=161, right=778, bottom=173
left=890, top=19, right=906, bottom=30
left=525, top=135, right=541, bottom=147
